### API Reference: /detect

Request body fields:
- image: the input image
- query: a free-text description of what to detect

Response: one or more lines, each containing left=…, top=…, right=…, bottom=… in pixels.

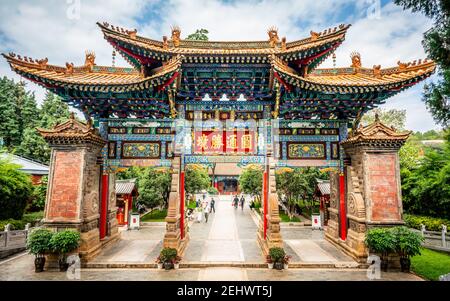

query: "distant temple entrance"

left=3, top=21, right=435, bottom=263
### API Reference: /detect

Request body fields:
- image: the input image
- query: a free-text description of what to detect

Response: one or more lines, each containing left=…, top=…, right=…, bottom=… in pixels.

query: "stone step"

left=83, top=261, right=368, bottom=269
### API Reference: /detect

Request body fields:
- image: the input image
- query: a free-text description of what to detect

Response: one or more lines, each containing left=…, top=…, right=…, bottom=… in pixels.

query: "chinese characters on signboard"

left=194, top=130, right=256, bottom=154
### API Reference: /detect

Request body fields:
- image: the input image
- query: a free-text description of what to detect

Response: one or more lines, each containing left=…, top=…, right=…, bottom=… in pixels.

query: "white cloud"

left=0, top=0, right=441, bottom=131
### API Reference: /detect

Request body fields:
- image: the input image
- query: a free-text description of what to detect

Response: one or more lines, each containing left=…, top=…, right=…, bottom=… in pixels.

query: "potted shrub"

left=173, top=255, right=182, bottom=269
left=365, top=228, right=396, bottom=271
left=266, top=255, right=274, bottom=269
left=26, top=228, right=54, bottom=273
left=269, top=247, right=287, bottom=270
left=158, top=248, right=178, bottom=270
left=283, top=254, right=292, bottom=269
left=49, top=230, right=81, bottom=272
left=392, top=226, right=423, bottom=273
left=155, top=256, right=164, bottom=269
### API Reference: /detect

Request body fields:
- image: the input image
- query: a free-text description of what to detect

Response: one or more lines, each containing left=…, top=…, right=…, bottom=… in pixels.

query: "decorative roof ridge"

left=3, top=52, right=141, bottom=76
left=273, top=56, right=436, bottom=88
left=285, top=24, right=351, bottom=49
left=343, top=114, right=411, bottom=144
left=99, top=20, right=349, bottom=52
left=311, top=58, right=436, bottom=77
left=37, top=113, right=106, bottom=146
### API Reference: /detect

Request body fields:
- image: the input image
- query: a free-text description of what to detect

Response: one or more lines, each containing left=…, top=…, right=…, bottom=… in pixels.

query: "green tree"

left=118, top=167, right=172, bottom=210
left=395, top=0, right=450, bottom=127
left=39, top=92, right=71, bottom=129
left=16, top=128, right=51, bottom=164
left=361, top=108, right=407, bottom=130
left=186, top=29, right=209, bottom=41
left=238, top=165, right=263, bottom=202
left=0, top=77, right=39, bottom=149
left=184, top=164, right=211, bottom=200
left=0, top=156, right=33, bottom=220
left=401, top=131, right=450, bottom=218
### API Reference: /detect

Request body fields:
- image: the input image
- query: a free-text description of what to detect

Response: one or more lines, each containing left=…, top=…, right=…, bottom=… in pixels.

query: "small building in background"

left=0, top=153, right=49, bottom=185
left=115, top=178, right=138, bottom=226
left=315, top=179, right=330, bottom=226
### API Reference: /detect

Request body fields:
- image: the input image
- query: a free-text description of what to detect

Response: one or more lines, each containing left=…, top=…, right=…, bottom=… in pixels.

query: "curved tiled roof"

left=2, top=53, right=182, bottom=92
left=271, top=55, right=436, bottom=93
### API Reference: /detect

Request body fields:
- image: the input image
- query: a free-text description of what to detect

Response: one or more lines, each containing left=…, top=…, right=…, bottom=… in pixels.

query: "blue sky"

left=0, top=0, right=440, bottom=131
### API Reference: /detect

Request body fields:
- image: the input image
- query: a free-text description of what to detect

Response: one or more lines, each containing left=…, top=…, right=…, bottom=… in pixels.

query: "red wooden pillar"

left=339, top=173, right=347, bottom=240
left=263, top=166, right=268, bottom=240
left=180, top=170, right=185, bottom=240
left=100, top=174, right=109, bottom=239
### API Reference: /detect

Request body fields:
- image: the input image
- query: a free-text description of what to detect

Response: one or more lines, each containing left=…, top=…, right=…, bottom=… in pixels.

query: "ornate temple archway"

left=3, top=22, right=434, bottom=263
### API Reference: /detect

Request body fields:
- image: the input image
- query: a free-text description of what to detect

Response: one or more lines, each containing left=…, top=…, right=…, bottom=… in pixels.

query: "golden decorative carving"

left=37, top=58, right=48, bottom=69
left=310, top=31, right=320, bottom=41
left=267, top=26, right=280, bottom=48
left=65, top=62, right=74, bottom=75
left=163, top=36, right=169, bottom=50
left=397, top=60, right=411, bottom=70
left=84, top=51, right=96, bottom=71
left=126, top=29, right=137, bottom=39
left=373, top=64, right=381, bottom=78
left=171, top=26, right=181, bottom=47
left=281, top=37, right=286, bottom=51
left=350, top=51, right=361, bottom=69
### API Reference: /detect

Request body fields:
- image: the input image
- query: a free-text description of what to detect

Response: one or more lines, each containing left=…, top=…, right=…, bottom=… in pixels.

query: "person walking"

left=210, top=197, right=216, bottom=213
left=204, top=200, right=211, bottom=223
left=240, top=195, right=245, bottom=210
left=233, top=195, right=239, bottom=209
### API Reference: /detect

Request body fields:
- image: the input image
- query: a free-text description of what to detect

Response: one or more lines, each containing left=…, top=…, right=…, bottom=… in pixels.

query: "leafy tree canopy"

left=186, top=29, right=209, bottom=41
left=185, top=164, right=211, bottom=198
left=361, top=108, right=406, bottom=130
left=395, top=0, right=450, bottom=126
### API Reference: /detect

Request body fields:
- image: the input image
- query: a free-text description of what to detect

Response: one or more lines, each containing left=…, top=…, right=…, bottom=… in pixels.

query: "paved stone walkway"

left=183, top=196, right=264, bottom=262
left=0, top=253, right=422, bottom=281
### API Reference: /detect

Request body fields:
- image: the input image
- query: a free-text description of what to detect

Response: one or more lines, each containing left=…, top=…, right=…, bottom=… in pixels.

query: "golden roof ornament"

left=310, top=31, right=320, bottom=41
left=65, top=62, right=74, bottom=75
left=84, top=51, right=96, bottom=71
left=163, top=36, right=169, bottom=50
left=373, top=65, right=381, bottom=78
left=350, top=51, right=361, bottom=69
left=267, top=26, right=280, bottom=48
left=281, top=37, right=287, bottom=51
left=171, top=26, right=181, bottom=47
left=126, top=28, right=137, bottom=39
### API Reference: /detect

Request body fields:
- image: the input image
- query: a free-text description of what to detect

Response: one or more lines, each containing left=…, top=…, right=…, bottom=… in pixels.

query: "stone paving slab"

left=0, top=254, right=421, bottom=281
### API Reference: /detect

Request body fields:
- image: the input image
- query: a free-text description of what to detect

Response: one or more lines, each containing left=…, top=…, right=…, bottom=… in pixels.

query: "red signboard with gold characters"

left=194, top=130, right=256, bottom=154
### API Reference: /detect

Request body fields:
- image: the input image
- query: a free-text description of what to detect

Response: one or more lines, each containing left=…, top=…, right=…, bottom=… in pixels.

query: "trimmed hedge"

left=404, top=214, right=450, bottom=231
left=0, top=211, right=44, bottom=231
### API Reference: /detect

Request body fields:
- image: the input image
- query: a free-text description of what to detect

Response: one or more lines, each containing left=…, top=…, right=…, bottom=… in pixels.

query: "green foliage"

left=279, top=211, right=301, bottom=222
left=0, top=157, right=33, bottom=220
left=394, top=0, right=450, bottom=126
left=0, top=219, right=26, bottom=231
left=361, top=108, right=407, bottom=130
left=411, top=248, right=450, bottom=281
left=49, top=230, right=81, bottom=255
left=157, top=248, right=178, bottom=263
left=29, top=176, right=48, bottom=212
left=239, top=165, right=263, bottom=199
left=401, top=134, right=450, bottom=218
left=141, top=209, right=167, bottom=222
left=365, top=228, right=397, bottom=256
left=39, top=92, right=71, bottom=130
left=404, top=214, right=450, bottom=231
left=0, top=77, right=39, bottom=149
left=118, top=167, right=172, bottom=209
left=269, top=247, right=286, bottom=263
left=185, top=165, right=211, bottom=198
left=26, top=228, right=53, bottom=257
left=392, top=226, right=424, bottom=258
left=207, top=186, right=219, bottom=195
left=16, top=128, right=51, bottom=164
left=186, top=29, right=209, bottom=41
left=399, top=140, right=423, bottom=170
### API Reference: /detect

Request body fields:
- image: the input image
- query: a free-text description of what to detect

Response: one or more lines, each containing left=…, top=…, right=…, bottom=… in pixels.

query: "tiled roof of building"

left=116, top=178, right=137, bottom=195
left=0, top=153, right=49, bottom=175
left=316, top=179, right=330, bottom=196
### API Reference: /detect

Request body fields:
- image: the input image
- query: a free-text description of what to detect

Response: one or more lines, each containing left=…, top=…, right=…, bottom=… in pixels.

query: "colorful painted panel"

left=108, top=141, right=116, bottom=159
left=287, top=142, right=326, bottom=159
left=320, top=128, right=339, bottom=135
left=132, top=127, right=151, bottom=134
left=193, top=130, right=256, bottom=154
left=331, top=142, right=340, bottom=159
left=109, top=127, right=127, bottom=134
left=121, top=142, right=161, bottom=159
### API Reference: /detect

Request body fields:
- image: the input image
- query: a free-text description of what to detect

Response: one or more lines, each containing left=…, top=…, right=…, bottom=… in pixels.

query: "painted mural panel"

left=121, top=142, right=161, bottom=159
left=287, top=142, right=326, bottom=159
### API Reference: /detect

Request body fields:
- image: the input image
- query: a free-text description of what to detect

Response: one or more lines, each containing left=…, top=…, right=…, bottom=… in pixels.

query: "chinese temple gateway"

left=3, top=22, right=435, bottom=263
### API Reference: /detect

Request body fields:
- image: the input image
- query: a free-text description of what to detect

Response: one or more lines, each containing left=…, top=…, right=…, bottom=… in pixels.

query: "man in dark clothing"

left=240, top=196, right=245, bottom=210
left=210, top=198, right=216, bottom=213
left=233, top=195, right=239, bottom=209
